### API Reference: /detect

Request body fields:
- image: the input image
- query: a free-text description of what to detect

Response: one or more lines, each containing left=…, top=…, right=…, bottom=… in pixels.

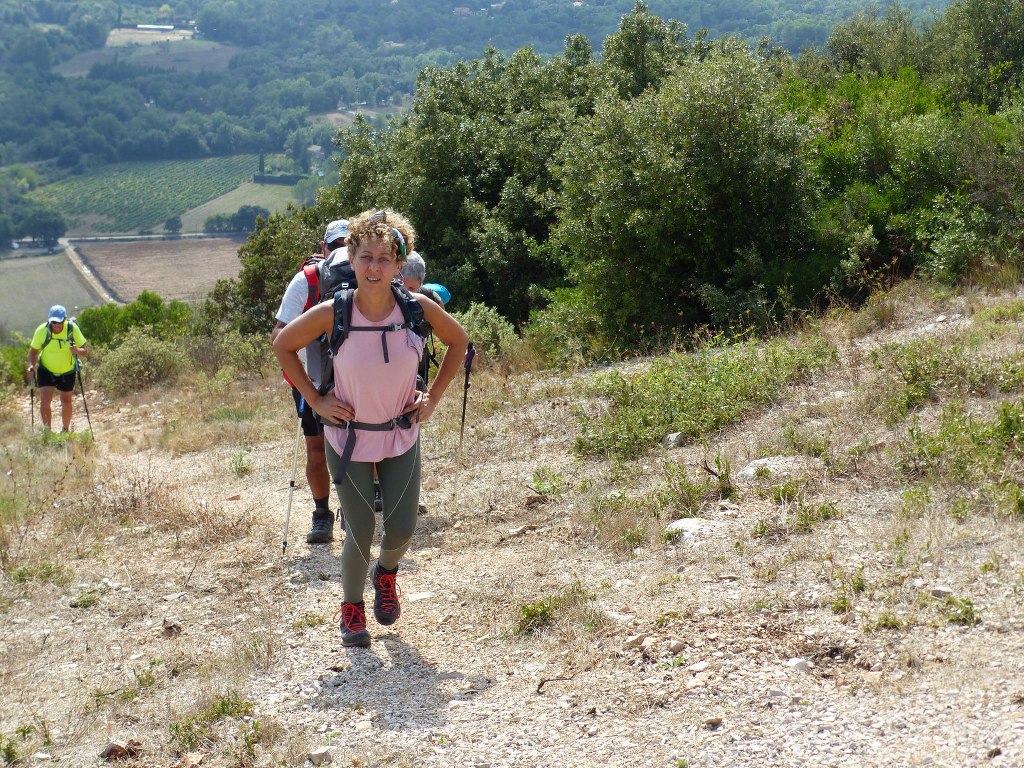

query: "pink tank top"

left=323, top=298, right=423, bottom=462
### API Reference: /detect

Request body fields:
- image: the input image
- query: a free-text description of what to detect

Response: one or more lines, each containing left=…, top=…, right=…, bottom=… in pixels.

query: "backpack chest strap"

left=347, top=322, right=415, bottom=363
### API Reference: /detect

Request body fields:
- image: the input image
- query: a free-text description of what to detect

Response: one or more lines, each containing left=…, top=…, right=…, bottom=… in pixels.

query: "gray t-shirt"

left=275, top=247, right=347, bottom=389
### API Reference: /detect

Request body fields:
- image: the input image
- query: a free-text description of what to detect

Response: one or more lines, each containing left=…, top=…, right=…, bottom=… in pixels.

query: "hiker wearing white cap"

left=27, top=304, right=88, bottom=432
left=271, top=219, right=351, bottom=544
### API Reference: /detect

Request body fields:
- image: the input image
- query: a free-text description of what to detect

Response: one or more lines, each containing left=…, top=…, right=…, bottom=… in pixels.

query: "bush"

left=913, top=194, right=989, bottom=283
left=77, top=291, right=193, bottom=347
left=452, top=302, right=519, bottom=362
left=522, top=287, right=608, bottom=368
left=91, top=328, right=188, bottom=396
left=576, top=333, right=837, bottom=459
left=218, top=330, right=275, bottom=379
left=0, top=342, right=30, bottom=390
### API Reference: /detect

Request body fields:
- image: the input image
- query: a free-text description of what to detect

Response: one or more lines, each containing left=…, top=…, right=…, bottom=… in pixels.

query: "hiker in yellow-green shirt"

left=27, top=305, right=88, bottom=433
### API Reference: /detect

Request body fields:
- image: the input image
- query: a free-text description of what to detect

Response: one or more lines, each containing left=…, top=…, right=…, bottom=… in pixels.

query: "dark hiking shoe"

left=370, top=561, right=401, bottom=626
left=338, top=601, right=371, bottom=647
left=306, top=508, right=334, bottom=544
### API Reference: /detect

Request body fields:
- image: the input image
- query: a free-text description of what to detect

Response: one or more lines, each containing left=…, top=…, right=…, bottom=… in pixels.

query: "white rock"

left=308, top=746, right=332, bottom=765
left=736, top=456, right=825, bottom=484
left=624, top=633, right=650, bottom=649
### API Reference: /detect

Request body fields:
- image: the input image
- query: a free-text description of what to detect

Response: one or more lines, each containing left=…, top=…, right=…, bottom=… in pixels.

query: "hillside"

left=2, top=280, right=1022, bottom=767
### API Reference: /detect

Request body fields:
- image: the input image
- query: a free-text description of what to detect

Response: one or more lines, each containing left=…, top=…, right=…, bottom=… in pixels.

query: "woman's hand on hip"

left=311, top=393, right=354, bottom=423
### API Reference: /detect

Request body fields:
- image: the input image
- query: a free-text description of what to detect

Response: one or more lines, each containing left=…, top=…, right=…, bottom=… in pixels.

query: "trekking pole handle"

left=464, top=342, right=476, bottom=383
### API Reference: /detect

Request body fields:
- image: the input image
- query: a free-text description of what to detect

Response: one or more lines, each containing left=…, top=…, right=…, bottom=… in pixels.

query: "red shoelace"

left=374, top=571, right=401, bottom=614
left=334, top=602, right=367, bottom=631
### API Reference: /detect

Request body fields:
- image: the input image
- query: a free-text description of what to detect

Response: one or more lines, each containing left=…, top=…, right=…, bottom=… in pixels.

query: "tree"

left=165, top=215, right=183, bottom=234
left=18, top=204, right=66, bottom=246
left=924, top=0, right=1024, bottom=110
left=554, top=43, right=818, bottom=342
left=601, top=1, right=692, bottom=98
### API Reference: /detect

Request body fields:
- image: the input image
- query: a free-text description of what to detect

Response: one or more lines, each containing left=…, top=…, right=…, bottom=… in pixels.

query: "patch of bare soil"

left=76, top=237, right=247, bottom=303
left=2, top=285, right=1024, bottom=767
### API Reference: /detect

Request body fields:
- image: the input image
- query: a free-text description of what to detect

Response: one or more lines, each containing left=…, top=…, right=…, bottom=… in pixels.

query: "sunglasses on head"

left=370, top=210, right=406, bottom=259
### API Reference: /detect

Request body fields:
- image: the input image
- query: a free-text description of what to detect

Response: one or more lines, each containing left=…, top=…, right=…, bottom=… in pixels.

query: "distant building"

left=137, top=24, right=175, bottom=31
left=453, top=7, right=471, bottom=16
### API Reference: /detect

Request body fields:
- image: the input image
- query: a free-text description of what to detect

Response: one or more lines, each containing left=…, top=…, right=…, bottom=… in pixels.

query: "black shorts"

left=291, top=388, right=323, bottom=437
left=37, top=367, right=76, bottom=392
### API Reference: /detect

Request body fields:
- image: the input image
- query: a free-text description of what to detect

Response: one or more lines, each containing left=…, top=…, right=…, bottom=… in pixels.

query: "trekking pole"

left=458, top=342, right=476, bottom=453
left=282, top=417, right=303, bottom=555
left=27, top=369, right=35, bottom=433
left=70, top=334, right=94, bottom=439
left=75, top=366, right=94, bottom=439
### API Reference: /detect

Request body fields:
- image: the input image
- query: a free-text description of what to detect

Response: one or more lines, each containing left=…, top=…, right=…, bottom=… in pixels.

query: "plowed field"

left=76, top=236, right=247, bottom=303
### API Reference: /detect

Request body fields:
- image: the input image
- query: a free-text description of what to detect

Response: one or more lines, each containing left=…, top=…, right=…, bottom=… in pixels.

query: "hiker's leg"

left=326, top=442, right=376, bottom=603
left=38, top=386, right=55, bottom=429
left=295, top=392, right=331, bottom=500
left=305, top=435, right=331, bottom=498
left=58, top=389, right=73, bottom=431
left=376, top=440, right=421, bottom=570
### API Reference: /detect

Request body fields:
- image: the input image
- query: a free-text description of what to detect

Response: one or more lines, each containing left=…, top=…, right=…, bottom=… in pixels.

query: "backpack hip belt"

left=327, top=414, right=417, bottom=481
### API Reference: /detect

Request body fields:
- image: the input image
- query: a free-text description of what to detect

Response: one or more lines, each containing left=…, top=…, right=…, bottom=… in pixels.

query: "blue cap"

left=48, top=305, right=67, bottom=322
left=423, top=283, right=451, bottom=305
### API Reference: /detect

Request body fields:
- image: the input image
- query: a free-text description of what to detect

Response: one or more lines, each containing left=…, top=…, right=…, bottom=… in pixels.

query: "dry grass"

left=4, top=277, right=1024, bottom=765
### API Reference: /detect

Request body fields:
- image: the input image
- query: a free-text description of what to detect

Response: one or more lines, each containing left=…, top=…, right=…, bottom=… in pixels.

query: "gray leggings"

left=325, top=438, right=421, bottom=603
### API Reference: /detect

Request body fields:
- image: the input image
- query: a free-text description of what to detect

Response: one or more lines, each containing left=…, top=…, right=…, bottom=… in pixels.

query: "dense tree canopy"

left=218, top=0, right=1024, bottom=360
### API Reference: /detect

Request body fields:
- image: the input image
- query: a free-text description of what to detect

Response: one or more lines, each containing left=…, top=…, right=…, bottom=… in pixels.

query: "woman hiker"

left=273, top=209, right=468, bottom=648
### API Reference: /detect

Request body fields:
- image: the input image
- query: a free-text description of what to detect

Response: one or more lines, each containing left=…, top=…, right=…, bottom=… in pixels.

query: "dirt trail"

left=4, top=297, right=1024, bottom=767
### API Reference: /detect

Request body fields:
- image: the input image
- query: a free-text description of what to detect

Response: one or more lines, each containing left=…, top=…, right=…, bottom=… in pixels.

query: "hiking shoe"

left=338, top=601, right=371, bottom=647
left=370, top=561, right=401, bottom=626
left=306, top=508, right=334, bottom=544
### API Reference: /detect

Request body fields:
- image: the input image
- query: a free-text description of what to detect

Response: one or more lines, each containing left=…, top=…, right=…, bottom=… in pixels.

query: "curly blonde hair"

left=346, top=209, right=416, bottom=264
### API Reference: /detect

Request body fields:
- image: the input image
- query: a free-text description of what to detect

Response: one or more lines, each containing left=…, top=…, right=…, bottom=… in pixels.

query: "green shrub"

left=169, top=694, right=254, bottom=752
left=217, top=329, right=275, bottom=379
left=452, top=302, right=519, bottom=362
left=0, top=341, right=30, bottom=390
left=522, top=286, right=608, bottom=368
left=913, top=194, right=989, bottom=284
left=514, top=581, right=594, bottom=635
left=77, top=291, right=193, bottom=347
left=91, top=328, right=188, bottom=396
left=576, top=333, right=836, bottom=459
left=869, top=338, right=994, bottom=422
left=895, top=400, right=1024, bottom=519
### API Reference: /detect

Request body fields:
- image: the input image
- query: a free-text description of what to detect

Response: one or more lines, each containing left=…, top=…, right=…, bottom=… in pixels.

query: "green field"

left=54, top=36, right=237, bottom=78
left=0, top=254, right=103, bottom=337
left=29, top=156, right=261, bottom=235
left=180, top=181, right=300, bottom=232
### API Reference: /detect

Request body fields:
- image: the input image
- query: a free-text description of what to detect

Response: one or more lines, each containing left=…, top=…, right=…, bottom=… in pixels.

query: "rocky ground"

left=2, top=285, right=1024, bottom=767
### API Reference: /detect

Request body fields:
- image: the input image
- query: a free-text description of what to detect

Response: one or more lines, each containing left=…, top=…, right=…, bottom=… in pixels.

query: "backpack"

left=316, top=280, right=433, bottom=420
left=295, top=251, right=357, bottom=312
left=281, top=252, right=357, bottom=388
left=40, top=319, right=82, bottom=370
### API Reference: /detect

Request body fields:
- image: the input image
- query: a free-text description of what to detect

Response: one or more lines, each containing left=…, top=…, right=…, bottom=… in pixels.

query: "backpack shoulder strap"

left=300, top=257, right=322, bottom=312
left=390, top=281, right=432, bottom=338
left=329, top=288, right=355, bottom=353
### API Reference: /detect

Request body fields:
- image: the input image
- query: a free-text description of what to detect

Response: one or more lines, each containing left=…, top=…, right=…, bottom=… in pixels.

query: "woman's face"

left=352, top=238, right=402, bottom=289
